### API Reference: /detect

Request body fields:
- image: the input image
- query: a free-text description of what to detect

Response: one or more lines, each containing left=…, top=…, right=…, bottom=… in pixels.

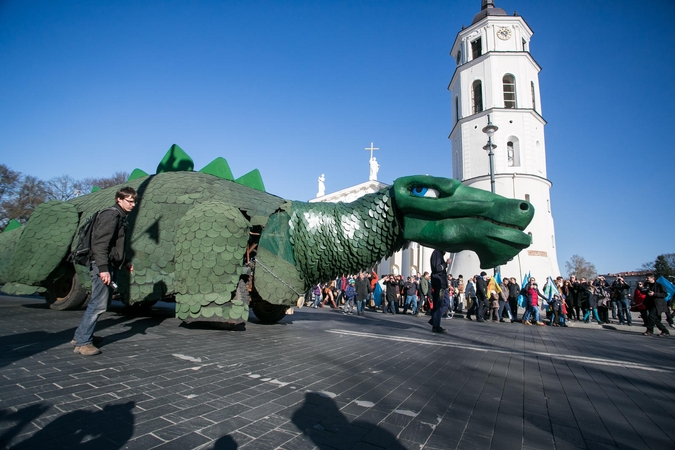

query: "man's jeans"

left=387, top=298, right=397, bottom=314
left=431, top=289, right=451, bottom=328
left=617, top=298, right=632, bottom=325
left=498, top=300, right=513, bottom=321
left=522, top=305, right=540, bottom=323
left=404, top=295, right=418, bottom=315
left=73, top=264, right=112, bottom=346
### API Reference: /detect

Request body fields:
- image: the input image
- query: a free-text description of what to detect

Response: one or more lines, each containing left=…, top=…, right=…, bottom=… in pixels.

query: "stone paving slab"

left=0, top=294, right=674, bottom=449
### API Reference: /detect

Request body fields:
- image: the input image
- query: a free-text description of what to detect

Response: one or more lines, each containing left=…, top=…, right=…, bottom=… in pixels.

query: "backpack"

left=68, top=207, right=118, bottom=266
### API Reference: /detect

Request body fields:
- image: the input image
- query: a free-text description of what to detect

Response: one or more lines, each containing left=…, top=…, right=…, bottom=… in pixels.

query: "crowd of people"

left=308, top=270, right=674, bottom=337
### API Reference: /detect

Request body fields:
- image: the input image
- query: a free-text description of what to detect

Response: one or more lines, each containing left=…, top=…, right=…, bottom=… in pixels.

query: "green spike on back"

left=128, top=168, right=149, bottom=181
left=3, top=220, right=22, bottom=232
left=156, top=144, right=194, bottom=174
left=235, top=169, right=265, bottom=192
left=199, top=157, right=234, bottom=181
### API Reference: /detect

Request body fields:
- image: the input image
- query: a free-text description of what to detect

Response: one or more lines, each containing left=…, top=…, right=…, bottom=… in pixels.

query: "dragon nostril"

left=519, top=202, right=529, bottom=211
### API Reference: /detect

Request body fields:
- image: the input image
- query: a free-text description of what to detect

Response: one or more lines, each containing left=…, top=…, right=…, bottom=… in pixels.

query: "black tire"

left=45, top=271, right=89, bottom=311
left=251, top=301, right=287, bottom=324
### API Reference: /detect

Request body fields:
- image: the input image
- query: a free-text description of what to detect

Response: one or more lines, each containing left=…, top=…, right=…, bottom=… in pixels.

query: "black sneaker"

left=432, top=326, right=446, bottom=333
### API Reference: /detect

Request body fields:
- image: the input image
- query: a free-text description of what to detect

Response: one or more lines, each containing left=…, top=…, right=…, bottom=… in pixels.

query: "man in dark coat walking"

left=474, top=272, right=489, bottom=323
left=429, top=250, right=451, bottom=333
left=640, top=274, right=670, bottom=337
left=73, top=186, right=138, bottom=356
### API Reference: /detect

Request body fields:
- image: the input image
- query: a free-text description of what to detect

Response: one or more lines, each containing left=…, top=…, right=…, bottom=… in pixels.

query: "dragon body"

left=0, top=146, right=534, bottom=325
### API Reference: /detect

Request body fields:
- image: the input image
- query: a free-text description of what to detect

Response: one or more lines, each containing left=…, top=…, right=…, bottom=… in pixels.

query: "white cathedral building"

left=311, top=1, right=561, bottom=282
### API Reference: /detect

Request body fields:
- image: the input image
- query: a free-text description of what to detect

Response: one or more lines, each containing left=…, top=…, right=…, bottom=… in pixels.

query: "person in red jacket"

left=632, top=282, right=648, bottom=327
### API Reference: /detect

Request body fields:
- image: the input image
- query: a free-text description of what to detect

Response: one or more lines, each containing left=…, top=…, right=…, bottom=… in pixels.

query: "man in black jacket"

left=640, top=274, right=670, bottom=337
left=73, top=187, right=138, bottom=355
left=354, top=272, right=370, bottom=316
left=429, top=249, right=451, bottom=332
left=611, top=276, right=632, bottom=326
left=475, top=272, right=489, bottom=323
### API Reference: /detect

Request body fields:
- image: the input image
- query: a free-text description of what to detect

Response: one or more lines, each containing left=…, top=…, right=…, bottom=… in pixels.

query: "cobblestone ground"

left=0, top=294, right=673, bottom=450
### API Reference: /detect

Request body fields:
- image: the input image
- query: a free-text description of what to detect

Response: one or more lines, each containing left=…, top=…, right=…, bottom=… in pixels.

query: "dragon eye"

left=411, top=186, right=439, bottom=198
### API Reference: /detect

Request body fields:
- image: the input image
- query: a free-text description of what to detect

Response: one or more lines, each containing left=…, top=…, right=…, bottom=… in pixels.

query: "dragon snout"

left=487, top=198, right=534, bottom=230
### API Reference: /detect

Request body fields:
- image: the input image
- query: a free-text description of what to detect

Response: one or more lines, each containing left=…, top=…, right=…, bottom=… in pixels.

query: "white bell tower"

left=448, top=1, right=561, bottom=282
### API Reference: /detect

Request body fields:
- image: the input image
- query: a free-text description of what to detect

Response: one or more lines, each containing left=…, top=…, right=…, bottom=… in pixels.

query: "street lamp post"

left=482, top=115, right=499, bottom=275
left=482, top=114, right=498, bottom=194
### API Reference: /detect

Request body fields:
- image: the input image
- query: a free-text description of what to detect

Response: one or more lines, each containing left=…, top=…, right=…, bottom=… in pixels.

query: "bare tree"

left=45, top=174, right=79, bottom=201
left=564, top=254, right=597, bottom=280
left=0, top=164, right=21, bottom=201
left=0, top=175, right=47, bottom=228
left=77, top=171, right=129, bottom=194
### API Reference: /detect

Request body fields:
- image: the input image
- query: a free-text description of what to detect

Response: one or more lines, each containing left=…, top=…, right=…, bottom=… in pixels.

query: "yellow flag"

left=487, top=277, right=502, bottom=295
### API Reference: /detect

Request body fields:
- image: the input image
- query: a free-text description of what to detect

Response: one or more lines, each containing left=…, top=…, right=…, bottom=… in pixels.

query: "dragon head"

left=393, top=175, right=534, bottom=269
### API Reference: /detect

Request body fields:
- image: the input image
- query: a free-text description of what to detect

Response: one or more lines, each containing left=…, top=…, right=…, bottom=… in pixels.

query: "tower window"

left=471, top=38, right=482, bottom=60
left=471, top=80, right=483, bottom=114
left=503, top=74, right=516, bottom=109
left=531, top=81, right=536, bottom=110
left=456, top=49, right=462, bottom=65
left=455, top=96, right=460, bottom=124
left=522, top=38, right=528, bottom=52
left=507, top=137, right=521, bottom=167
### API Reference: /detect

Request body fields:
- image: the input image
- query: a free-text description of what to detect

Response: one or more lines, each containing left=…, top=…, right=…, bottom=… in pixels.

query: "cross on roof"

left=364, top=142, right=379, bottom=160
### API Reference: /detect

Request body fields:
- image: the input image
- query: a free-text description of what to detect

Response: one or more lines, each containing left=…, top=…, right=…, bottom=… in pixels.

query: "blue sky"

left=2, top=0, right=674, bottom=275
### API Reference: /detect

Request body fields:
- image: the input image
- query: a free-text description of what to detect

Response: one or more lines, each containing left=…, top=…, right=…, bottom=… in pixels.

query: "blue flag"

left=656, top=276, right=675, bottom=303
left=495, top=272, right=502, bottom=286
left=517, top=271, right=530, bottom=308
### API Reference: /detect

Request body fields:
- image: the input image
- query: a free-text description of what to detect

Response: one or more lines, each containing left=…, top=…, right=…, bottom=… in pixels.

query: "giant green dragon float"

left=0, top=145, right=534, bottom=325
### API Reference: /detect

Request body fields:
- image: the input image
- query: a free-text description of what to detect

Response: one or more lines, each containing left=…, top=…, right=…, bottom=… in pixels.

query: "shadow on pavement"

left=291, top=392, right=407, bottom=449
left=0, top=316, right=133, bottom=369
left=0, top=401, right=134, bottom=449
left=209, top=435, right=238, bottom=449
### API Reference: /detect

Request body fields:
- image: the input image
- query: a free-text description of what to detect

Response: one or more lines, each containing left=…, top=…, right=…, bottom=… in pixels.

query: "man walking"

left=72, top=187, right=138, bottom=356
left=475, top=272, right=489, bottom=323
left=429, top=250, right=451, bottom=333
left=640, top=274, right=670, bottom=337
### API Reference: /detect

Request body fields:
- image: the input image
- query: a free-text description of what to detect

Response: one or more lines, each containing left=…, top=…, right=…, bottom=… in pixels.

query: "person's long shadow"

left=291, top=392, right=407, bottom=449
left=0, top=401, right=134, bottom=449
left=99, top=315, right=165, bottom=346
left=0, top=316, right=133, bottom=369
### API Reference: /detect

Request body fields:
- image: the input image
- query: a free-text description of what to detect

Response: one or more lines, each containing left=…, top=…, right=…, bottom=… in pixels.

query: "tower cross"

left=364, top=142, right=379, bottom=160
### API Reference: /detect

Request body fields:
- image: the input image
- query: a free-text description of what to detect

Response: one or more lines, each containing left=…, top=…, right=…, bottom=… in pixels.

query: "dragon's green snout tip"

left=393, top=175, right=534, bottom=269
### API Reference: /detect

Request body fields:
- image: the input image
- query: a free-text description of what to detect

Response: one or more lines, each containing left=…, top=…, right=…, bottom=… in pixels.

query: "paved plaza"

left=0, top=294, right=673, bottom=450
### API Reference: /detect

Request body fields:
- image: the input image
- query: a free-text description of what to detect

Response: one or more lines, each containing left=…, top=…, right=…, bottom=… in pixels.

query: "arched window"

left=531, top=81, right=536, bottom=110
left=456, top=49, right=462, bottom=65
left=503, top=74, right=516, bottom=108
left=472, top=80, right=483, bottom=114
left=507, top=136, right=521, bottom=166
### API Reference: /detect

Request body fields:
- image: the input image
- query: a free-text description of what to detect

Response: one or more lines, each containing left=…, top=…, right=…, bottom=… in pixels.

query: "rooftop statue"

left=0, top=145, right=534, bottom=325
